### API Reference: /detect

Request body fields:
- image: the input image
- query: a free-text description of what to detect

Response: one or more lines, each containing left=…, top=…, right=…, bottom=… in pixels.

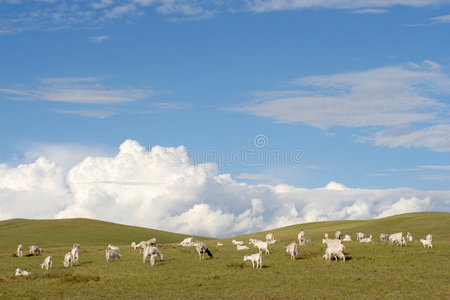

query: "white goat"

left=15, top=268, right=31, bottom=276
left=150, top=254, right=159, bottom=266
left=196, top=242, right=213, bottom=260
left=40, top=256, right=53, bottom=270
left=71, top=246, right=80, bottom=265
left=420, top=239, right=433, bottom=248
left=322, top=238, right=342, bottom=246
left=136, top=241, right=149, bottom=254
left=63, top=252, right=73, bottom=268
left=143, top=246, right=164, bottom=264
left=356, top=232, right=365, bottom=242
left=29, top=245, right=44, bottom=255
left=108, top=244, right=120, bottom=251
left=335, top=231, right=342, bottom=240
left=407, top=232, right=413, bottom=242
left=217, top=242, right=224, bottom=247
left=298, top=231, right=307, bottom=246
left=232, top=240, right=244, bottom=246
left=266, top=233, right=276, bottom=244
left=389, top=232, right=406, bottom=246
left=244, top=252, right=262, bottom=269
left=254, top=241, right=270, bottom=254
left=16, top=243, right=23, bottom=257
left=323, top=243, right=345, bottom=262
left=286, top=242, right=298, bottom=260
left=379, top=233, right=389, bottom=241
left=342, top=234, right=352, bottom=242
left=179, top=237, right=195, bottom=247
left=237, top=245, right=249, bottom=250
left=105, top=249, right=121, bottom=262
left=248, top=238, right=261, bottom=245
left=359, top=235, right=373, bottom=243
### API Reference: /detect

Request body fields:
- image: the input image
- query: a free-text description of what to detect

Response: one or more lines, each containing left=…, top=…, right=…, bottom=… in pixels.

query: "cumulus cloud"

left=1, top=140, right=448, bottom=237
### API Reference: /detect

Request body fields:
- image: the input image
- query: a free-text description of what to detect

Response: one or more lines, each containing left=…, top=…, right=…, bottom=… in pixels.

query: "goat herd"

left=12, top=230, right=434, bottom=276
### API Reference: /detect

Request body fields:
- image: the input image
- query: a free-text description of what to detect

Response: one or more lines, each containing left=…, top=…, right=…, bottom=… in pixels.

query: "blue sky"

left=0, top=1, right=449, bottom=235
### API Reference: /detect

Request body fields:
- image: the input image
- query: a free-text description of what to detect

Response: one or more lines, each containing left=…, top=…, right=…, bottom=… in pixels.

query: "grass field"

left=0, top=212, right=449, bottom=299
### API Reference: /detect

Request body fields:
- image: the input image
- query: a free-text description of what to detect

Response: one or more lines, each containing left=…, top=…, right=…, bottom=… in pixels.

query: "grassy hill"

left=232, top=212, right=450, bottom=243
left=0, top=212, right=449, bottom=299
left=0, top=218, right=206, bottom=253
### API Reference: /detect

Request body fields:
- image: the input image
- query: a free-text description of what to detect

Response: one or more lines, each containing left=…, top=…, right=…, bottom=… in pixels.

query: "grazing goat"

left=323, top=243, right=345, bottom=262
left=298, top=230, right=307, bottom=246
left=389, top=232, right=406, bottom=246
left=286, top=242, right=298, bottom=260
left=108, top=244, right=120, bottom=251
left=40, top=256, right=52, bottom=270
left=244, top=253, right=262, bottom=269
left=105, top=249, right=121, bottom=262
left=135, top=241, right=149, bottom=254
left=379, top=233, right=389, bottom=241
left=150, top=254, right=158, bottom=266
left=266, top=233, right=276, bottom=245
left=29, top=245, right=44, bottom=255
left=63, top=252, right=73, bottom=268
left=335, top=231, right=342, bottom=240
left=15, top=268, right=31, bottom=276
left=232, top=240, right=244, bottom=246
left=143, top=246, right=164, bottom=264
left=359, top=235, right=373, bottom=243
left=71, top=246, right=80, bottom=265
left=248, top=238, right=260, bottom=245
left=217, top=242, right=224, bottom=247
left=237, top=245, right=249, bottom=250
left=322, top=238, right=342, bottom=246
left=420, top=238, right=433, bottom=248
left=254, top=241, right=270, bottom=254
left=356, top=232, right=365, bottom=242
left=16, top=244, right=23, bottom=257
left=179, top=237, right=194, bottom=247
left=342, top=234, right=352, bottom=242
left=196, top=242, right=213, bottom=260
left=407, top=232, right=413, bottom=242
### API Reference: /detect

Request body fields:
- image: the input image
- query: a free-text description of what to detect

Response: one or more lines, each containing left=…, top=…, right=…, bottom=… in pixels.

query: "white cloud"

left=89, top=35, right=110, bottom=44
left=376, top=196, right=433, bottom=218
left=351, top=8, right=388, bottom=14
left=1, top=140, right=448, bottom=237
left=418, top=165, right=450, bottom=170
left=431, top=14, right=450, bottom=23
left=2, top=0, right=448, bottom=34
left=237, top=61, right=450, bottom=152
left=0, top=77, right=152, bottom=104
left=245, top=0, right=446, bottom=12
left=370, top=124, right=450, bottom=152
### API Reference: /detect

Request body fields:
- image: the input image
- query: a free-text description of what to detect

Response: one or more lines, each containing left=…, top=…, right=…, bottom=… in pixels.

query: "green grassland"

left=0, top=212, right=449, bottom=299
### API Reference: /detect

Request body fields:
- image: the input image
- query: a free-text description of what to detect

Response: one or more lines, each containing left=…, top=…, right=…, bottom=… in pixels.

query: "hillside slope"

left=233, top=212, right=450, bottom=242
left=0, top=218, right=206, bottom=252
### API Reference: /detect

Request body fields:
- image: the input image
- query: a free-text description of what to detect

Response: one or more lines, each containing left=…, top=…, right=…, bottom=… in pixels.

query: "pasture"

left=0, top=212, right=449, bottom=299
